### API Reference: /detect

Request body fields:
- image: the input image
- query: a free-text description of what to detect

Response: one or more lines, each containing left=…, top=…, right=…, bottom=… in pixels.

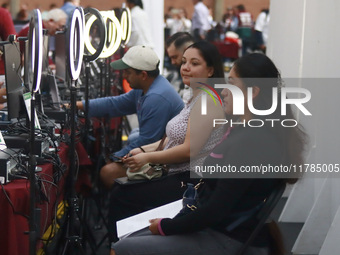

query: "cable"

left=0, top=182, right=30, bottom=219
left=13, top=41, right=25, bottom=85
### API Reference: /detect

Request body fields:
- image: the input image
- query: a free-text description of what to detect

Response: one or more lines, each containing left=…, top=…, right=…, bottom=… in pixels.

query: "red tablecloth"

left=211, top=41, right=239, bottom=59
left=0, top=142, right=92, bottom=255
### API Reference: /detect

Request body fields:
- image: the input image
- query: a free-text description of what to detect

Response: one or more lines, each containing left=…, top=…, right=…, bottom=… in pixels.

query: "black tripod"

left=25, top=9, right=43, bottom=255
left=60, top=7, right=111, bottom=255
left=59, top=7, right=87, bottom=255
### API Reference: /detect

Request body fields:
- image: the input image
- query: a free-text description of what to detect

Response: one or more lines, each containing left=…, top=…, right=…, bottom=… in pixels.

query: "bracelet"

left=139, top=146, right=145, bottom=153
left=157, top=218, right=166, bottom=236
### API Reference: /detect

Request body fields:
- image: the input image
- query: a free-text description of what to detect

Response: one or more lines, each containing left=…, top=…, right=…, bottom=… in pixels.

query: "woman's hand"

left=127, top=147, right=144, bottom=157
left=149, top=218, right=161, bottom=235
left=123, top=153, right=149, bottom=172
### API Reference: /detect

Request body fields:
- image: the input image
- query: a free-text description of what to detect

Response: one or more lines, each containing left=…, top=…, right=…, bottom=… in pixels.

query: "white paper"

left=0, top=130, right=7, bottom=151
left=116, top=199, right=182, bottom=239
left=23, top=92, right=41, bottom=130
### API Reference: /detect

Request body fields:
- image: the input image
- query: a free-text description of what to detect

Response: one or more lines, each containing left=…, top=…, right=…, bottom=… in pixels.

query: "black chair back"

left=237, top=181, right=286, bottom=255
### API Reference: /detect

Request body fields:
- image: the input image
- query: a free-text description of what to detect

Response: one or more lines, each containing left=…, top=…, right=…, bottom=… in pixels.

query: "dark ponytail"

left=233, top=53, right=308, bottom=184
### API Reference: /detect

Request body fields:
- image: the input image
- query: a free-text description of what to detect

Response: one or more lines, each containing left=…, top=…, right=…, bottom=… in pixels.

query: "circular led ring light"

left=120, top=7, right=132, bottom=46
left=84, top=7, right=106, bottom=62
left=68, top=7, right=85, bottom=80
left=99, top=11, right=122, bottom=58
left=28, top=9, right=43, bottom=93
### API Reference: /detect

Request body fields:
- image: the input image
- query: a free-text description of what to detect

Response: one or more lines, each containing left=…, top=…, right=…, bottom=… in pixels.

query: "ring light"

left=28, top=9, right=43, bottom=93
left=120, top=7, right=132, bottom=46
left=67, top=7, right=85, bottom=81
left=84, top=8, right=106, bottom=62
left=99, top=11, right=122, bottom=58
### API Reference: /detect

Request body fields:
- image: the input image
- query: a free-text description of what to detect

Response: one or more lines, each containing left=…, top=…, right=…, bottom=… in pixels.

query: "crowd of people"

left=0, top=1, right=306, bottom=255
left=165, top=1, right=270, bottom=55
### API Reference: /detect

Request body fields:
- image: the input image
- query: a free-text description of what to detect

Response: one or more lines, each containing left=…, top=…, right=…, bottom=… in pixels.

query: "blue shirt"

left=61, top=2, right=77, bottom=22
left=84, top=75, right=184, bottom=157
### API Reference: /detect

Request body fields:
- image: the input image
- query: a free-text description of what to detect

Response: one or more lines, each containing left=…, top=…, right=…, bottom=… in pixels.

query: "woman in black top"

left=110, top=53, right=307, bottom=255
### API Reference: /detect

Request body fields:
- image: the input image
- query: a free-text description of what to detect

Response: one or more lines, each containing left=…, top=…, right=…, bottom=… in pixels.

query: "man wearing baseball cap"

left=76, top=45, right=184, bottom=189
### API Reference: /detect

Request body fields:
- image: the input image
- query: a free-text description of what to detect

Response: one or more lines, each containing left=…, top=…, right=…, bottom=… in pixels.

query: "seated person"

left=107, top=41, right=226, bottom=242
left=76, top=45, right=184, bottom=189
left=17, top=8, right=67, bottom=54
left=0, top=7, right=17, bottom=77
left=166, top=32, right=195, bottom=103
left=110, top=53, right=307, bottom=255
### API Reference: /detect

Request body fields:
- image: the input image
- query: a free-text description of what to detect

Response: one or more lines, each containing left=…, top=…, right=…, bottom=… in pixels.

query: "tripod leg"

left=76, top=206, right=97, bottom=254
left=75, top=240, right=86, bottom=254
left=122, top=115, right=132, bottom=134
left=95, top=233, right=109, bottom=253
left=61, top=236, right=86, bottom=255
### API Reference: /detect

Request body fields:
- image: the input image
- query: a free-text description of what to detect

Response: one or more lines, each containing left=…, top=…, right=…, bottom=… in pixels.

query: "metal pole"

left=29, top=94, right=37, bottom=255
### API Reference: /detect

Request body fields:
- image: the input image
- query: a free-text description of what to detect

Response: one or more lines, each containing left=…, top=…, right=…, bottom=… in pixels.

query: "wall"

left=267, top=0, right=340, bottom=254
left=7, top=0, right=270, bottom=22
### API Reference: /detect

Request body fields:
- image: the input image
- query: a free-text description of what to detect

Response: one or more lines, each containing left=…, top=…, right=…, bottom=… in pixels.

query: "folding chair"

left=237, top=181, right=286, bottom=255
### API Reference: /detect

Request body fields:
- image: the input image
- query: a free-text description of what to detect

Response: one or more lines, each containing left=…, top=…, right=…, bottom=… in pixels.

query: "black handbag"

left=174, top=179, right=266, bottom=232
left=174, top=180, right=204, bottom=218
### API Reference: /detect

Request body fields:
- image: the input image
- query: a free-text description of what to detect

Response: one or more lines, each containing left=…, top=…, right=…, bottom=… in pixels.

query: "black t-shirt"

left=161, top=126, right=284, bottom=247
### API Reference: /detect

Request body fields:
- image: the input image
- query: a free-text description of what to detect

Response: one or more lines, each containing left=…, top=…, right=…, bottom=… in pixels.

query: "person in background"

left=60, top=0, right=80, bottom=20
left=207, top=6, right=216, bottom=28
left=41, top=3, right=58, bottom=20
left=126, top=0, right=154, bottom=49
left=236, top=4, right=254, bottom=56
left=17, top=8, right=67, bottom=55
left=1, top=3, right=10, bottom=11
left=164, top=6, right=174, bottom=21
left=13, top=5, right=30, bottom=33
left=110, top=52, right=307, bottom=255
left=0, top=7, right=17, bottom=78
left=166, top=8, right=191, bottom=36
left=254, top=9, right=270, bottom=53
left=14, top=9, right=29, bottom=23
left=164, top=6, right=174, bottom=40
left=166, top=32, right=194, bottom=69
left=166, top=32, right=195, bottom=103
left=191, top=0, right=211, bottom=41
left=222, top=6, right=239, bottom=32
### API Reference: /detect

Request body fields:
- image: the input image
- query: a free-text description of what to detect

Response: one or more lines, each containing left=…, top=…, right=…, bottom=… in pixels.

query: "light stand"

left=27, top=9, right=43, bottom=255
left=81, top=9, right=108, bottom=249
left=116, top=5, right=133, bottom=148
left=99, top=59, right=104, bottom=97
left=103, top=10, right=124, bottom=153
left=83, top=14, right=110, bottom=246
left=88, top=6, right=132, bottom=249
left=62, top=7, right=86, bottom=255
left=92, top=10, right=124, bottom=174
left=83, top=7, right=106, bottom=153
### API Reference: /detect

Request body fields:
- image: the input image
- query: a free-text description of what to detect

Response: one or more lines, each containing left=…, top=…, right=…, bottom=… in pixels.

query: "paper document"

left=116, top=199, right=182, bottom=239
left=0, top=130, right=6, bottom=151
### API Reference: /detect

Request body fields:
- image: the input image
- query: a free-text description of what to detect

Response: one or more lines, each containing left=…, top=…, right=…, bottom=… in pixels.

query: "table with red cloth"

left=0, top=142, right=92, bottom=255
left=211, top=40, right=239, bottom=59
